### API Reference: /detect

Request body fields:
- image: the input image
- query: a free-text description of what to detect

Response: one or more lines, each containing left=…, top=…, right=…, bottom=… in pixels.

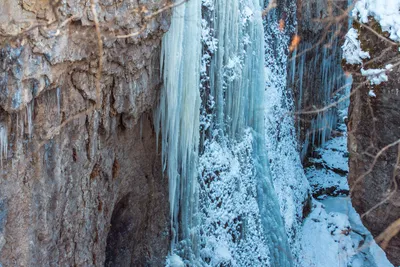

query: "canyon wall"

left=344, top=20, right=400, bottom=266
left=0, top=1, right=170, bottom=266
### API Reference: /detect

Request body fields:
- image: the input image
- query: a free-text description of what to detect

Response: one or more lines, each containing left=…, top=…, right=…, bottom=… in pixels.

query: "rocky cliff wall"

left=344, top=19, right=400, bottom=266
left=0, top=1, right=170, bottom=266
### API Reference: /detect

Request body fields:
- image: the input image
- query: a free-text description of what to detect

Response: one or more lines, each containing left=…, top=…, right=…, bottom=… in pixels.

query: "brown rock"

left=345, top=19, right=400, bottom=266
left=0, top=0, right=171, bottom=266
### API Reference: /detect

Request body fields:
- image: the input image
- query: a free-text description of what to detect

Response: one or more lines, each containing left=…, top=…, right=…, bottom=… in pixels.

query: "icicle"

left=154, top=0, right=202, bottom=259
left=0, top=124, right=8, bottom=168
left=56, top=87, right=61, bottom=117
left=139, top=115, right=143, bottom=140
left=291, top=48, right=297, bottom=85
left=26, top=102, right=33, bottom=138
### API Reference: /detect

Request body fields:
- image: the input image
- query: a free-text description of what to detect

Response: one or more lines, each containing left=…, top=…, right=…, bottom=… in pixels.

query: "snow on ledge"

left=342, top=28, right=370, bottom=64
left=353, top=0, right=400, bottom=42
left=361, top=64, right=393, bottom=85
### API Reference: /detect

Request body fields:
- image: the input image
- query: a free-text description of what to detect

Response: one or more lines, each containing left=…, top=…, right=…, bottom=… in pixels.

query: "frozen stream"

left=301, top=123, right=393, bottom=267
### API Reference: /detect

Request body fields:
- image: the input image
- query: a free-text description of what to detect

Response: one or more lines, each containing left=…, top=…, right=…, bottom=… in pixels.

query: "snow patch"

left=166, top=254, right=185, bottom=267
left=353, top=0, right=400, bottom=42
left=342, top=28, right=370, bottom=64
left=361, top=64, right=393, bottom=85
left=369, top=90, right=377, bottom=97
left=301, top=198, right=393, bottom=267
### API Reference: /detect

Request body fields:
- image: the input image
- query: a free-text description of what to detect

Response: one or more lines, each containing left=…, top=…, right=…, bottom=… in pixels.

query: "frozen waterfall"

left=155, top=0, right=307, bottom=265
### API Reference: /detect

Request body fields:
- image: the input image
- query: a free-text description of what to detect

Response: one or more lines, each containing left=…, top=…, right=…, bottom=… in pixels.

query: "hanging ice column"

left=154, top=0, right=202, bottom=260
left=200, top=0, right=293, bottom=265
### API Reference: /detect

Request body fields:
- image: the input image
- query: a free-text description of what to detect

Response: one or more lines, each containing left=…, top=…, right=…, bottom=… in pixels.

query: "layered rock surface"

left=0, top=1, right=170, bottom=266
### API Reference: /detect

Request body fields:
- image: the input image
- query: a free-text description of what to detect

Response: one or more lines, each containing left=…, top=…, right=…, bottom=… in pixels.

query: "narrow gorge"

left=0, top=0, right=399, bottom=266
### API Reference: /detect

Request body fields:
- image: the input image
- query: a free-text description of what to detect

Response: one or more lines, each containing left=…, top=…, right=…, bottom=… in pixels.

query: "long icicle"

left=154, top=0, right=202, bottom=261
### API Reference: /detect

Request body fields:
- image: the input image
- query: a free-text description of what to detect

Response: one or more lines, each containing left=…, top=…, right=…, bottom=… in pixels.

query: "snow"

left=303, top=121, right=393, bottom=267
left=166, top=254, right=185, bottom=267
left=369, top=90, right=377, bottom=97
left=311, top=134, right=349, bottom=172
left=342, top=28, right=370, bottom=64
left=198, top=131, right=271, bottom=266
left=361, top=64, right=394, bottom=85
left=301, top=198, right=393, bottom=267
left=323, top=197, right=393, bottom=267
left=305, top=129, right=349, bottom=196
left=215, top=244, right=232, bottom=263
left=301, top=201, right=352, bottom=266
left=353, top=0, right=400, bottom=42
left=306, top=166, right=349, bottom=196
left=344, top=0, right=400, bottom=89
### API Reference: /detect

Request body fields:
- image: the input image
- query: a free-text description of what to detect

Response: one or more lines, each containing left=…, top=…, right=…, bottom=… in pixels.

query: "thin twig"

left=90, top=0, right=103, bottom=110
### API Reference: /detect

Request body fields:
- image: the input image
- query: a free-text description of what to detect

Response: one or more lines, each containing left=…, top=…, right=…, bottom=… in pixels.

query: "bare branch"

left=90, top=0, right=103, bottom=110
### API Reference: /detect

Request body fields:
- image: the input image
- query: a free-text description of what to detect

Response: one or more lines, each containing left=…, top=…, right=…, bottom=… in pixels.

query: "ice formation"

left=153, top=0, right=202, bottom=260
left=288, top=23, right=346, bottom=159
left=157, top=0, right=304, bottom=265
left=155, top=0, right=393, bottom=266
left=0, top=124, right=7, bottom=165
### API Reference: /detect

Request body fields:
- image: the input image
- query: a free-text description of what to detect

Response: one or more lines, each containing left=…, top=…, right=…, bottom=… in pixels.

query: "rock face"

left=0, top=1, right=170, bottom=266
left=345, top=20, right=400, bottom=265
